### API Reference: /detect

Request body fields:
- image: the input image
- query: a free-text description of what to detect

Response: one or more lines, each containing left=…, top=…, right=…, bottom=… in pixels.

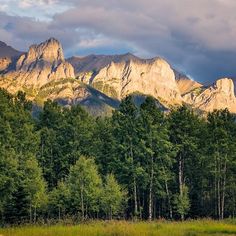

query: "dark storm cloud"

left=1, top=0, right=236, bottom=83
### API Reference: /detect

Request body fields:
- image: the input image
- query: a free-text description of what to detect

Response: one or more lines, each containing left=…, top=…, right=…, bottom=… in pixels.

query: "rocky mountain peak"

left=1, top=38, right=74, bottom=89
left=214, top=78, right=234, bottom=96
left=88, top=57, right=183, bottom=106
left=17, top=38, right=64, bottom=71
left=183, top=78, right=236, bottom=113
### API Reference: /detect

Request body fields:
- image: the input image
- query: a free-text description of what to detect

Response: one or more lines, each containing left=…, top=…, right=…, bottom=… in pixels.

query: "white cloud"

left=0, top=4, right=8, bottom=11
left=18, top=0, right=59, bottom=9
left=1, top=0, right=236, bottom=82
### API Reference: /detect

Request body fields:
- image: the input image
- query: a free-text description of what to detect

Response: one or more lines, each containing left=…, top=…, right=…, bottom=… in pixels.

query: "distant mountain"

left=0, top=41, right=23, bottom=72
left=0, top=38, right=236, bottom=114
left=0, top=41, right=23, bottom=58
left=67, top=53, right=142, bottom=75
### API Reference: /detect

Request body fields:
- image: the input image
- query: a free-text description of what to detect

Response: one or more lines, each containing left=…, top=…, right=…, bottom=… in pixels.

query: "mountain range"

left=0, top=38, right=236, bottom=114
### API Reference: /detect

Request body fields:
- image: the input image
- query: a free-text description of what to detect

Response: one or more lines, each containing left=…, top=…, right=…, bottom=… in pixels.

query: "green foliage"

left=0, top=88, right=236, bottom=224
left=48, top=182, right=70, bottom=220
left=68, top=156, right=102, bottom=220
left=174, top=185, right=190, bottom=220
left=92, top=80, right=119, bottom=98
left=0, top=147, right=18, bottom=215
left=102, top=174, right=126, bottom=219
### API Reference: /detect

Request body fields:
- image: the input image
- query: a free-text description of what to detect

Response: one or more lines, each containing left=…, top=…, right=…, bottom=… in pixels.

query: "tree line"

left=0, top=88, right=236, bottom=225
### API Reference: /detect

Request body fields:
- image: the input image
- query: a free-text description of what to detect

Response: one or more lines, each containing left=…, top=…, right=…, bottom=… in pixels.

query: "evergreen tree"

left=168, top=106, right=202, bottom=219
left=139, top=97, right=174, bottom=220
left=0, top=147, right=18, bottom=224
left=112, top=96, right=140, bottom=218
left=207, top=109, right=236, bottom=219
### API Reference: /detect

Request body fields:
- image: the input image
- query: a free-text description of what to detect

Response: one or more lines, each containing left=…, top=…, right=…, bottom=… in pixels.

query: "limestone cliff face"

left=0, top=58, right=11, bottom=72
left=1, top=38, right=236, bottom=114
left=2, top=38, right=75, bottom=88
left=0, top=38, right=117, bottom=115
left=183, top=78, right=236, bottom=113
left=174, top=70, right=202, bottom=95
left=88, top=58, right=183, bottom=106
left=16, top=38, right=64, bottom=70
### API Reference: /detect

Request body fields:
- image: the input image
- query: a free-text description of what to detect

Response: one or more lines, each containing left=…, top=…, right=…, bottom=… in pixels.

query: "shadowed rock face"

left=0, top=41, right=23, bottom=59
left=183, top=78, right=236, bottom=113
left=67, top=53, right=142, bottom=75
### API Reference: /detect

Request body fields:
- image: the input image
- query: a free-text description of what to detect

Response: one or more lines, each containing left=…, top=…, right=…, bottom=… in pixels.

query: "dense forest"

left=0, top=88, right=236, bottom=225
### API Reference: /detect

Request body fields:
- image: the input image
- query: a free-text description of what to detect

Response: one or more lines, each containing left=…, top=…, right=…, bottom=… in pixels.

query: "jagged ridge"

left=1, top=38, right=236, bottom=114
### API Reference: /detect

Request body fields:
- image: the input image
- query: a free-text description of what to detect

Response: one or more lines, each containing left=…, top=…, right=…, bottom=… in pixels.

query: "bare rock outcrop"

left=174, top=70, right=202, bottom=95
left=1, top=38, right=236, bottom=114
left=87, top=58, right=183, bottom=106
left=183, top=78, right=236, bottom=113
left=2, top=38, right=75, bottom=89
left=0, top=58, right=11, bottom=72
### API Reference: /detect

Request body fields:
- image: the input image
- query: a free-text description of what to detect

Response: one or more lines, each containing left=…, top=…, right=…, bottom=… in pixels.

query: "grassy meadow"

left=1, top=220, right=236, bottom=236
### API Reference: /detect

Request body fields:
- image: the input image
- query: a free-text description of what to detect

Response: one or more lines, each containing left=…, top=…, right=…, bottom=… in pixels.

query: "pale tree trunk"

left=179, top=155, right=183, bottom=197
left=58, top=206, right=61, bottom=221
left=165, top=179, right=172, bottom=219
left=214, top=155, right=217, bottom=218
left=80, top=184, right=84, bottom=221
left=160, top=155, right=172, bottom=220
left=133, top=176, right=138, bottom=218
left=110, top=207, right=112, bottom=220
left=148, top=155, right=154, bottom=221
left=29, top=204, right=32, bottom=224
left=179, top=154, right=184, bottom=221
left=221, top=160, right=227, bottom=220
left=34, top=206, right=37, bottom=224
left=130, top=142, right=138, bottom=219
left=217, top=176, right=221, bottom=219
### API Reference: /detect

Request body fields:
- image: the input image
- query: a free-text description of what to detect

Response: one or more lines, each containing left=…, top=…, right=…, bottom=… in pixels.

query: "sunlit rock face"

left=2, top=38, right=75, bottom=89
left=0, top=58, right=11, bottom=72
left=84, top=58, right=183, bottom=106
left=183, top=78, right=236, bottom=113
left=0, top=38, right=117, bottom=115
left=174, top=70, right=202, bottom=95
left=1, top=38, right=236, bottom=114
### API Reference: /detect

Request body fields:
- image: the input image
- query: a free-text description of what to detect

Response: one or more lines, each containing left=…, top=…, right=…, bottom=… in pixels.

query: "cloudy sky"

left=0, top=0, right=236, bottom=84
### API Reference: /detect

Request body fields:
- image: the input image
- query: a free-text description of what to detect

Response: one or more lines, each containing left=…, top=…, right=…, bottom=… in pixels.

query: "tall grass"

left=1, top=220, right=236, bottom=236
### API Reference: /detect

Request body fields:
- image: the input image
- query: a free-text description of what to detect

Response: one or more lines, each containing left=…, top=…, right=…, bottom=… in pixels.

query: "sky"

left=0, top=0, right=236, bottom=84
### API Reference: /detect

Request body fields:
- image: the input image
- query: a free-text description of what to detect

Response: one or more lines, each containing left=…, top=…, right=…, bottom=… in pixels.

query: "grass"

left=1, top=220, right=236, bottom=236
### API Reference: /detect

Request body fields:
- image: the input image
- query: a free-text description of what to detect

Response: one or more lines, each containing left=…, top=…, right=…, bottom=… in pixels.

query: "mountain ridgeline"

left=1, top=38, right=236, bottom=114
left=1, top=38, right=236, bottom=224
